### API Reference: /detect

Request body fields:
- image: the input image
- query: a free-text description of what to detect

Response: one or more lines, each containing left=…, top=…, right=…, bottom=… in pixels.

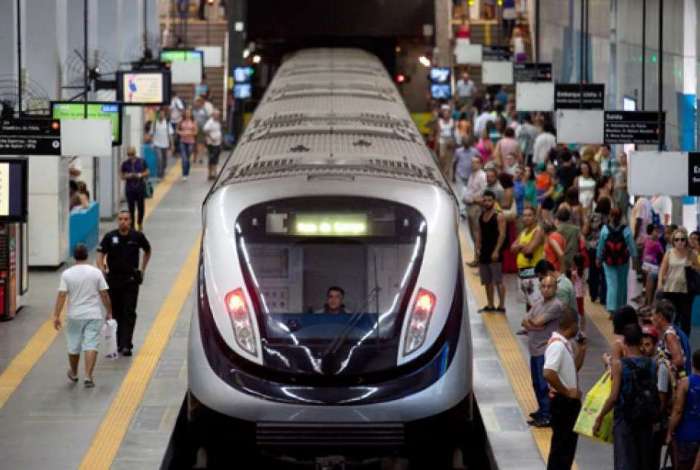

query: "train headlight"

left=225, top=288, right=257, bottom=355
left=403, top=288, right=436, bottom=356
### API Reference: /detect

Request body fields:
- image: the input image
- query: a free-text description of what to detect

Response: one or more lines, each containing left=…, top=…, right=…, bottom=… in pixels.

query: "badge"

left=112, top=236, right=119, bottom=244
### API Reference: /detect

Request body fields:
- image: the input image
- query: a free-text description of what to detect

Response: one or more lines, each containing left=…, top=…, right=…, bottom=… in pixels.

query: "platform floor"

left=0, top=161, right=637, bottom=469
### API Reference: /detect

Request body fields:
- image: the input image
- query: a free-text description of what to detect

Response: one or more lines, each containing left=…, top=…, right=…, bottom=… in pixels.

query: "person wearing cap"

left=120, top=146, right=149, bottom=231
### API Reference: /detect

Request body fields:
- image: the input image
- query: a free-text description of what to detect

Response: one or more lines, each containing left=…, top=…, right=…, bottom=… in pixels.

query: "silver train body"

left=189, top=48, right=473, bottom=462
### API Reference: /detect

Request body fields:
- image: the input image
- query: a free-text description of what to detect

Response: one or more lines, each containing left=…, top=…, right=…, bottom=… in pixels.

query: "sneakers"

left=527, top=416, right=551, bottom=427
left=182, top=176, right=188, bottom=182
left=120, top=348, right=133, bottom=357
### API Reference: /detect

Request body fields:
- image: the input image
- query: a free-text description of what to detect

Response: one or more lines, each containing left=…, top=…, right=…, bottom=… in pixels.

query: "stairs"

left=160, top=19, right=228, bottom=118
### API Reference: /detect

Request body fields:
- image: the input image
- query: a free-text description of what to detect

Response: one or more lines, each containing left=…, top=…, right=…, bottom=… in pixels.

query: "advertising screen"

left=430, top=67, right=450, bottom=84
left=234, top=83, right=252, bottom=99
left=233, top=66, right=255, bottom=83
left=51, top=101, right=122, bottom=146
left=431, top=84, right=451, bottom=100
left=117, top=70, right=171, bottom=105
left=0, top=158, right=28, bottom=222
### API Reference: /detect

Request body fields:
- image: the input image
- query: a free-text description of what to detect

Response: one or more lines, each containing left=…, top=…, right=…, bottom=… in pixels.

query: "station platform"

left=0, top=160, right=616, bottom=469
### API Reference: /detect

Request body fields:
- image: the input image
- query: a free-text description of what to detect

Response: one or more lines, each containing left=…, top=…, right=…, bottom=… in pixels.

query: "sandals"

left=494, top=306, right=506, bottom=313
left=67, top=370, right=78, bottom=383
left=84, top=379, right=95, bottom=388
left=477, top=306, right=495, bottom=313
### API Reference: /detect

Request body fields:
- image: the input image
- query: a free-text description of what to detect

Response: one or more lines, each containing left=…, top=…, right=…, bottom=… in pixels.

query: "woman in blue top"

left=596, top=207, right=638, bottom=314
left=668, top=349, right=700, bottom=470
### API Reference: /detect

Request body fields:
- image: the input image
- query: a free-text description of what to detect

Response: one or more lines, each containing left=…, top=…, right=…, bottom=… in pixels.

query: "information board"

left=689, top=152, right=700, bottom=196
left=516, top=82, right=555, bottom=111
left=0, top=119, right=61, bottom=155
left=604, top=111, right=665, bottom=144
left=51, top=101, right=122, bottom=146
left=117, top=70, right=171, bottom=105
left=455, top=41, right=482, bottom=64
left=513, top=63, right=552, bottom=82
left=482, top=62, right=514, bottom=85
left=554, top=84, right=605, bottom=109
left=556, top=109, right=604, bottom=144
left=482, top=46, right=511, bottom=61
left=0, top=158, right=27, bottom=222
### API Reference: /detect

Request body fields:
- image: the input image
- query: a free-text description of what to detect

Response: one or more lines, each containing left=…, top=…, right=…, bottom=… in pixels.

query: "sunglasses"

left=674, top=238, right=687, bottom=242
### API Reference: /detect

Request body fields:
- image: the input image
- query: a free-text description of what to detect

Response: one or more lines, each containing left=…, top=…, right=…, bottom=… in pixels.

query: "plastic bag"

left=101, top=319, right=118, bottom=359
left=573, top=371, right=614, bottom=444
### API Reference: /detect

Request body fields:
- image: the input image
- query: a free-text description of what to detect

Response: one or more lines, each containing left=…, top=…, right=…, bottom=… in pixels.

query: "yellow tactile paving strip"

left=79, top=235, right=201, bottom=470
left=459, top=226, right=579, bottom=470
left=0, top=164, right=181, bottom=410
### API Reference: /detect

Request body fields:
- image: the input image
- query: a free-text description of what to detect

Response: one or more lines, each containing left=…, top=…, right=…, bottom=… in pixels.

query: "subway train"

left=188, top=48, right=473, bottom=468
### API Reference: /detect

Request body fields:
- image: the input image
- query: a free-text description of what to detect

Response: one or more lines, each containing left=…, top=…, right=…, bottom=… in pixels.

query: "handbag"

left=573, top=371, right=614, bottom=444
left=686, top=266, right=700, bottom=295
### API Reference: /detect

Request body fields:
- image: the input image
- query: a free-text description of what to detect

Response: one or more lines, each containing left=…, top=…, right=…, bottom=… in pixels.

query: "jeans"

left=125, top=189, right=145, bottom=228
left=530, top=355, right=550, bottom=419
left=179, top=142, right=194, bottom=176
left=587, top=247, right=606, bottom=302
left=154, top=146, right=168, bottom=178
left=603, top=263, right=629, bottom=313
left=547, top=395, right=581, bottom=470
left=107, top=280, right=140, bottom=351
left=613, top=418, right=654, bottom=470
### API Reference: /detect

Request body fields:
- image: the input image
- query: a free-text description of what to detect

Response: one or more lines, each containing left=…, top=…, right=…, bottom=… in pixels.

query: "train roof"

left=216, top=48, right=445, bottom=190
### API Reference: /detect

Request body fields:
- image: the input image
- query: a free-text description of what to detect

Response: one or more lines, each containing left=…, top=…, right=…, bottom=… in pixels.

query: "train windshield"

left=235, top=197, right=427, bottom=376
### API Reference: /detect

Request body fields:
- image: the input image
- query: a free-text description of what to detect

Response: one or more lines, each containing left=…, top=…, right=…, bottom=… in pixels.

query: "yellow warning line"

left=459, top=226, right=578, bottom=470
left=0, top=164, right=181, bottom=410
left=79, top=236, right=201, bottom=470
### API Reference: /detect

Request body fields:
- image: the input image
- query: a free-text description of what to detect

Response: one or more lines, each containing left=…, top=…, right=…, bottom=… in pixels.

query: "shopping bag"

left=102, top=319, right=118, bottom=359
left=573, top=371, right=614, bottom=444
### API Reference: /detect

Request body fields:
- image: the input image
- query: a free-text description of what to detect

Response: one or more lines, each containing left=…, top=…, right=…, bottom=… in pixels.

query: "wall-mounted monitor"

left=430, top=84, right=451, bottom=100
left=0, top=158, right=28, bottom=222
left=160, top=49, right=204, bottom=84
left=116, top=70, right=172, bottom=105
left=234, top=83, right=252, bottom=99
left=430, top=67, right=450, bottom=84
left=233, top=66, right=255, bottom=83
left=51, top=101, right=122, bottom=146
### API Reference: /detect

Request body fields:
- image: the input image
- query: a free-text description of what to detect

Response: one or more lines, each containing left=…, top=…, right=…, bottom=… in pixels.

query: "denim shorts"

left=65, top=318, right=103, bottom=354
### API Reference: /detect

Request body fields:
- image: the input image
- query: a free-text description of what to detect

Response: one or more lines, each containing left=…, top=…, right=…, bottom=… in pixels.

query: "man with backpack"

left=596, top=207, right=637, bottom=315
left=594, top=323, right=658, bottom=470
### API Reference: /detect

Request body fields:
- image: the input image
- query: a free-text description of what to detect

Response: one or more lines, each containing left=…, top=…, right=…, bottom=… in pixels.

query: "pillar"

left=434, top=0, right=452, bottom=67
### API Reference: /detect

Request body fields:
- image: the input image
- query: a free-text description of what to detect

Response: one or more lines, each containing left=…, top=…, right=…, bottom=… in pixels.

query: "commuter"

left=596, top=176, right=614, bottom=207
left=435, top=105, right=456, bottom=181
left=668, top=349, right=700, bottom=470
left=597, top=208, right=637, bottom=314
left=120, top=146, right=149, bottom=232
left=484, top=166, right=505, bottom=206
left=52, top=244, right=112, bottom=387
left=558, top=187, right=584, bottom=228
left=613, top=153, right=629, bottom=222
left=594, top=323, right=657, bottom=470
left=454, top=136, right=479, bottom=217
left=170, top=91, right=185, bottom=153
left=658, top=227, right=700, bottom=336
left=512, top=206, right=545, bottom=309
left=583, top=197, right=610, bottom=303
left=522, top=274, right=563, bottom=427
left=642, top=224, right=664, bottom=306
left=555, top=207, right=582, bottom=274
left=455, top=16, right=471, bottom=41
left=573, top=160, right=596, bottom=212
left=544, top=306, right=586, bottom=470
left=464, top=156, right=487, bottom=266
left=511, top=26, right=528, bottom=63
left=455, top=71, right=475, bottom=109
left=177, top=107, right=197, bottom=181
left=533, top=123, right=556, bottom=166
left=493, top=127, right=521, bottom=169
left=150, top=107, right=174, bottom=179
left=543, top=223, right=566, bottom=273
left=97, top=211, right=152, bottom=356
left=571, top=254, right=587, bottom=331
left=475, top=190, right=507, bottom=313
left=597, top=144, right=617, bottom=177
left=517, top=114, right=538, bottom=165
left=203, top=109, right=223, bottom=180
left=192, top=96, right=210, bottom=164
left=535, top=260, right=578, bottom=316
left=475, top=126, right=494, bottom=164
left=502, top=0, right=517, bottom=38
left=321, top=286, right=347, bottom=314
left=652, top=194, right=673, bottom=227
left=653, top=299, right=691, bottom=379
left=474, top=103, right=495, bottom=138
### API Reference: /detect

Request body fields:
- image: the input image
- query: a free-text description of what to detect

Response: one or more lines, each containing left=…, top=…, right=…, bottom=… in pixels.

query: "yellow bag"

left=573, top=371, right=614, bottom=444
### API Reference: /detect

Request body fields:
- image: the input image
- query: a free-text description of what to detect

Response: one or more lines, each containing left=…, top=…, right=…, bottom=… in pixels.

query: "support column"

left=434, top=0, right=451, bottom=67
left=678, top=0, right=696, bottom=152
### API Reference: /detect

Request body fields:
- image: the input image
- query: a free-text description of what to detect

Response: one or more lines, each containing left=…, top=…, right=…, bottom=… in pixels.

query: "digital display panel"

left=234, top=83, right=252, bottom=99
left=116, top=70, right=171, bottom=105
left=430, top=67, right=450, bottom=84
left=267, top=213, right=369, bottom=237
left=0, top=158, right=27, bottom=222
left=233, top=66, right=255, bottom=83
left=431, top=84, right=452, bottom=100
left=51, top=101, right=122, bottom=146
left=160, top=49, right=204, bottom=65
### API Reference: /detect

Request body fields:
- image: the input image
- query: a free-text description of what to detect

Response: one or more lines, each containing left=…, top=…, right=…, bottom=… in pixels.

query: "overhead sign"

left=0, top=119, right=61, bottom=155
left=554, top=83, right=605, bottom=109
left=514, top=63, right=552, bottom=82
left=455, top=41, right=482, bottom=64
left=60, top=119, right=112, bottom=157
left=556, top=109, right=604, bottom=144
left=629, top=151, right=687, bottom=196
left=51, top=101, right=123, bottom=146
left=604, top=111, right=665, bottom=144
left=689, top=152, right=700, bottom=196
left=0, top=158, right=28, bottom=222
left=482, top=62, right=514, bottom=85
left=482, top=46, right=511, bottom=61
left=516, top=82, right=555, bottom=111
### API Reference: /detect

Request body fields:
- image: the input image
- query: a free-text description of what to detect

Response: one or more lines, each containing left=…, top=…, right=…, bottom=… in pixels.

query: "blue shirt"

left=596, top=223, right=638, bottom=262
left=677, top=374, right=700, bottom=442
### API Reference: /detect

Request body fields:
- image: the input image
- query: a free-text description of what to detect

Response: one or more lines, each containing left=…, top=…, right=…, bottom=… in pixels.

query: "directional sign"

left=554, top=83, right=605, bottom=109
left=0, top=118, right=61, bottom=155
left=604, top=111, right=665, bottom=144
left=689, top=152, right=700, bottom=196
left=514, top=63, right=552, bottom=82
left=482, top=45, right=511, bottom=61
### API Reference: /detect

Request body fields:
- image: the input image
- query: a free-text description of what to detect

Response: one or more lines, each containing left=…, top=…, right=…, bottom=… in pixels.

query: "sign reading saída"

left=604, top=111, right=665, bottom=144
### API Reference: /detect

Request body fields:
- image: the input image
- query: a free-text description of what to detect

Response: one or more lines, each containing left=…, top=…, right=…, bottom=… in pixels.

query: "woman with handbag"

left=658, top=228, right=700, bottom=336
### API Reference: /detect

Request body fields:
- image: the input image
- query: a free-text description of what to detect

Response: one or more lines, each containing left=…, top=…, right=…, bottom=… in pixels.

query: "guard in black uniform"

left=96, top=211, right=151, bottom=356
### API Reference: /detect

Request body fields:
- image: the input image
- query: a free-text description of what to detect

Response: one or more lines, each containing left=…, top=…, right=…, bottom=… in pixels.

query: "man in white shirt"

left=52, top=244, right=112, bottom=387
left=464, top=156, right=487, bottom=266
left=150, top=107, right=174, bottom=178
left=651, top=194, right=672, bottom=226
left=544, top=306, right=586, bottom=470
left=532, top=123, right=556, bottom=166
left=456, top=71, right=476, bottom=109
left=474, top=103, right=495, bottom=138
left=203, top=109, right=223, bottom=180
left=454, top=136, right=479, bottom=216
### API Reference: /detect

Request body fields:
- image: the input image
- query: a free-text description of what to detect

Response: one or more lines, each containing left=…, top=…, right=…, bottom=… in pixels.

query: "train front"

left=189, top=181, right=472, bottom=464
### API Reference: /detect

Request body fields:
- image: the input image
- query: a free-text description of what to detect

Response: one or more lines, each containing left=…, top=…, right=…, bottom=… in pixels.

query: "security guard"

left=96, top=210, right=151, bottom=356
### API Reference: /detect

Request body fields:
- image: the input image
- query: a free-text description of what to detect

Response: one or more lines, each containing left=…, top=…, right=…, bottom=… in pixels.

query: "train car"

left=188, top=48, right=473, bottom=468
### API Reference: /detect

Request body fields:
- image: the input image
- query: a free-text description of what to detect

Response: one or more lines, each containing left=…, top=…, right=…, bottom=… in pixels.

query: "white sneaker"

left=182, top=176, right=188, bottom=181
